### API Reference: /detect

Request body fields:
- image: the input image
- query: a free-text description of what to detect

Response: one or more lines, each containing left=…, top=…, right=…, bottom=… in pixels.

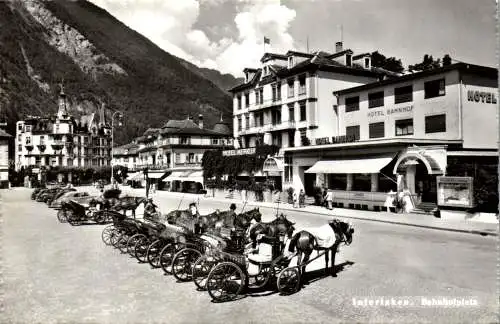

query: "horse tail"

left=288, top=232, right=301, bottom=253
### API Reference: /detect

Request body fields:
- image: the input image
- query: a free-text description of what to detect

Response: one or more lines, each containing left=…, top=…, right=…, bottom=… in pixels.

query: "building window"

left=364, top=57, right=370, bottom=68
left=18, top=124, right=22, bottom=131
left=425, top=114, right=446, bottom=133
left=245, top=93, right=250, bottom=107
left=394, top=85, right=413, bottom=104
left=258, top=88, right=263, bottom=104
left=25, top=125, right=31, bottom=132
left=237, top=95, right=242, bottom=109
left=288, top=56, right=294, bottom=68
left=18, top=144, right=22, bottom=151
left=284, top=155, right=293, bottom=182
left=345, top=96, right=359, bottom=112
left=346, top=125, right=360, bottom=141
left=35, top=157, right=41, bottom=166
left=254, top=112, right=264, bottom=127
left=188, top=153, right=195, bottom=163
left=272, top=83, right=281, bottom=102
left=369, top=122, right=385, bottom=139
left=255, top=89, right=261, bottom=105
left=298, top=75, right=306, bottom=95
left=395, top=118, right=414, bottom=136
left=212, top=138, right=219, bottom=145
left=271, top=110, right=281, bottom=125
left=368, top=91, right=384, bottom=108
left=55, top=124, right=59, bottom=132
left=180, top=136, right=190, bottom=145
left=299, top=101, right=306, bottom=121
left=287, top=79, right=294, bottom=98
left=40, top=136, right=45, bottom=145
left=237, top=117, right=242, bottom=131
left=424, top=79, right=445, bottom=99
left=245, top=114, right=250, bottom=129
left=288, top=104, right=295, bottom=122
left=346, top=54, right=352, bottom=66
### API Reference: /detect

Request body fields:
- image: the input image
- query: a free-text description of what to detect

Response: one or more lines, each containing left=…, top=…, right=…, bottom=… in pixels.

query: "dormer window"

left=288, top=56, right=294, bottom=68
left=245, top=72, right=249, bottom=83
left=263, top=66, right=269, bottom=76
left=346, top=54, right=352, bottom=67
left=364, top=57, right=370, bottom=69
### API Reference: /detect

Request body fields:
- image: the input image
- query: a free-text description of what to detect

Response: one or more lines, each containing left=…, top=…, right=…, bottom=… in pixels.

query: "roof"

left=333, top=62, right=498, bottom=96
left=243, top=68, right=258, bottom=73
left=162, top=119, right=200, bottom=129
left=160, top=127, right=229, bottom=136
left=0, top=129, right=12, bottom=138
left=229, top=50, right=388, bottom=93
left=353, top=53, right=370, bottom=60
left=212, top=122, right=231, bottom=135
left=260, top=52, right=287, bottom=63
left=113, top=143, right=139, bottom=155
left=327, top=49, right=354, bottom=59
left=285, top=50, right=314, bottom=58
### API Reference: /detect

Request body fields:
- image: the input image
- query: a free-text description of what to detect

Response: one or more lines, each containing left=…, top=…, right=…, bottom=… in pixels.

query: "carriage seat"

left=247, top=243, right=273, bottom=264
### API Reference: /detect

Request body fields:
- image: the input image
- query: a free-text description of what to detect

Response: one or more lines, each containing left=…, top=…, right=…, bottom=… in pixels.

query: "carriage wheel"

left=127, top=234, right=147, bottom=256
left=172, top=248, right=202, bottom=282
left=110, top=229, right=123, bottom=247
left=277, top=267, right=301, bottom=295
left=250, top=265, right=271, bottom=289
left=57, top=209, right=68, bottom=223
left=101, top=225, right=115, bottom=246
left=147, top=240, right=164, bottom=268
left=117, top=233, right=132, bottom=254
left=134, top=236, right=151, bottom=263
left=206, top=262, right=246, bottom=303
left=192, top=256, right=216, bottom=290
left=159, top=243, right=177, bottom=274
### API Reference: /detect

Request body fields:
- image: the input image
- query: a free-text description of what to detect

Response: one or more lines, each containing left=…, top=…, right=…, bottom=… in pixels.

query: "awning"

left=305, top=155, right=395, bottom=174
left=164, top=170, right=203, bottom=183
left=127, top=172, right=143, bottom=181
left=263, top=157, right=284, bottom=172
left=148, top=172, right=168, bottom=179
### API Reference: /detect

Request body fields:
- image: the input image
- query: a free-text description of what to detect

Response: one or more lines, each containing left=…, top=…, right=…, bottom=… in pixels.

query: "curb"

left=182, top=193, right=499, bottom=238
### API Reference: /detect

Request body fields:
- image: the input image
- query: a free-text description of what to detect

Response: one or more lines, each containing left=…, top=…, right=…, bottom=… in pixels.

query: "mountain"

left=0, top=0, right=238, bottom=147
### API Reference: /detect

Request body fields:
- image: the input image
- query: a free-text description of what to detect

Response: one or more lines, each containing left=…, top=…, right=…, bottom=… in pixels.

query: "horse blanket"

left=200, top=234, right=227, bottom=251
left=305, top=224, right=336, bottom=249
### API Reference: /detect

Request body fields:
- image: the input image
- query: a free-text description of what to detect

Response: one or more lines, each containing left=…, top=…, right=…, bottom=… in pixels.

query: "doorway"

left=303, top=169, right=315, bottom=196
left=415, top=162, right=437, bottom=203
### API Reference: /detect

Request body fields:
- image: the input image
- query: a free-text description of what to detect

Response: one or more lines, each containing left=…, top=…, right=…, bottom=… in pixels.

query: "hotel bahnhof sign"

left=367, top=105, right=413, bottom=118
left=222, top=148, right=256, bottom=156
left=315, top=135, right=358, bottom=145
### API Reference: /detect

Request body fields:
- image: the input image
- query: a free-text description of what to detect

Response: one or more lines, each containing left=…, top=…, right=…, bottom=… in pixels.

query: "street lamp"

left=110, top=110, right=123, bottom=185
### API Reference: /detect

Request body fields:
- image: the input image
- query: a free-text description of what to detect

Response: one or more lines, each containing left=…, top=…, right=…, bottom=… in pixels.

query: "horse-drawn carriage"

left=58, top=196, right=109, bottom=225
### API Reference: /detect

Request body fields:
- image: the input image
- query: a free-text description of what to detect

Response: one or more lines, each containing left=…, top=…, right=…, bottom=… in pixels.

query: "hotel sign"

left=467, top=90, right=497, bottom=104
left=315, top=135, right=357, bottom=145
left=368, top=105, right=413, bottom=118
left=222, top=148, right=256, bottom=156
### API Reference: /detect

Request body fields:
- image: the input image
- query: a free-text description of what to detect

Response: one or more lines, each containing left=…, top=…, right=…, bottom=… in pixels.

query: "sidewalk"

left=78, top=186, right=499, bottom=237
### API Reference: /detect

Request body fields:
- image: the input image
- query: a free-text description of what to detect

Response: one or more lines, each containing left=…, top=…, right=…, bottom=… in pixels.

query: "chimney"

left=335, top=41, right=343, bottom=53
left=198, top=114, right=203, bottom=129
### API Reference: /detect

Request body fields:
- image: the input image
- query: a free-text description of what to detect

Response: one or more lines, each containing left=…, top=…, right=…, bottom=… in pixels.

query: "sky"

left=89, top=0, right=498, bottom=78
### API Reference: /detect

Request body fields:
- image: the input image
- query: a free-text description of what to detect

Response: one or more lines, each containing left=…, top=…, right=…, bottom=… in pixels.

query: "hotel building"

left=15, top=88, right=112, bottom=170
left=286, top=62, right=497, bottom=211
left=229, top=42, right=399, bottom=184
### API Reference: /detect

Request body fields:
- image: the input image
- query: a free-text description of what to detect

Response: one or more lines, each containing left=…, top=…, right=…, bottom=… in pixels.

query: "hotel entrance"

left=416, top=162, right=437, bottom=203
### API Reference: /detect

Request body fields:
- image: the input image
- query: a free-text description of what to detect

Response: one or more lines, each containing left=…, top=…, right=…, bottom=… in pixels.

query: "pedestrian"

left=144, top=167, right=150, bottom=198
left=299, top=189, right=305, bottom=208
left=325, top=189, right=333, bottom=210
left=293, top=189, right=298, bottom=208
left=322, top=188, right=328, bottom=208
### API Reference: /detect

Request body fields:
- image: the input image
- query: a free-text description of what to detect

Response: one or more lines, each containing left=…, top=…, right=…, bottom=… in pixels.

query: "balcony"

left=174, top=161, right=202, bottom=168
left=248, top=98, right=282, bottom=111
left=238, top=120, right=296, bottom=135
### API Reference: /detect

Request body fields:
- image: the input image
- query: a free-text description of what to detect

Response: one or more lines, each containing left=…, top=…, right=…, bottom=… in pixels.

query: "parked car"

left=49, top=191, right=90, bottom=209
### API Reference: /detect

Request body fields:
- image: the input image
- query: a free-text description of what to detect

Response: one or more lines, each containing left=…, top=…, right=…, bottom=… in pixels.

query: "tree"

left=442, top=54, right=452, bottom=66
left=408, top=54, right=441, bottom=72
left=370, top=51, right=405, bottom=74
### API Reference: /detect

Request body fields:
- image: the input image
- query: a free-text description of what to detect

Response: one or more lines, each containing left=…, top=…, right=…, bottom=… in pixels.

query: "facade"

left=229, top=42, right=398, bottom=184
left=286, top=62, right=498, bottom=211
left=15, top=89, right=112, bottom=170
left=0, top=128, right=11, bottom=188
left=113, top=115, right=234, bottom=192
left=112, top=142, right=140, bottom=170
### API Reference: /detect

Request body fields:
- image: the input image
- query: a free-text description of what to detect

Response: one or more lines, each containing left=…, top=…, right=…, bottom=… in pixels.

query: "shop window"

left=352, top=174, right=371, bottom=191
left=328, top=174, right=347, bottom=190
left=369, top=122, right=385, bottom=139
left=395, top=118, right=414, bottom=136
left=368, top=91, right=384, bottom=108
left=299, top=101, right=307, bottom=121
left=394, top=85, right=413, bottom=104
left=425, top=114, right=446, bottom=133
left=424, top=79, right=445, bottom=99
left=345, top=96, right=359, bottom=112
left=346, top=125, right=360, bottom=141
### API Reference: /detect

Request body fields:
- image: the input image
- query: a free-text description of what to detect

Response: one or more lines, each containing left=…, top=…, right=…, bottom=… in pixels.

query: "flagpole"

left=306, top=36, right=309, bottom=53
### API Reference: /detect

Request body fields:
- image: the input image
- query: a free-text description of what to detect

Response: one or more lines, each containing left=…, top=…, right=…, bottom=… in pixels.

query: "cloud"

left=90, top=0, right=298, bottom=76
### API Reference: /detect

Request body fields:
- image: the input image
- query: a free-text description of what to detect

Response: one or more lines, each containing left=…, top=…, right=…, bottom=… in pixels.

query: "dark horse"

left=248, top=213, right=296, bottom=258
left=288, top=219, right=354, bottom=281
left=111, top=196, right=148, bottom=218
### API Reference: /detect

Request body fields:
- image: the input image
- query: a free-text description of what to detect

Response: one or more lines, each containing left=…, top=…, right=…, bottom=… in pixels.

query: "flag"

left=264, top=36, right=270, bottom=45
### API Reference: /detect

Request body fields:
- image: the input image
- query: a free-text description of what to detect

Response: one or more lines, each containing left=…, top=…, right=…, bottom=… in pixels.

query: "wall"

left=340, top=70, right=461, bottom=141
left=460, top=73, right=498, bottom=149
left=0, top=139, right=9, bottom=181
